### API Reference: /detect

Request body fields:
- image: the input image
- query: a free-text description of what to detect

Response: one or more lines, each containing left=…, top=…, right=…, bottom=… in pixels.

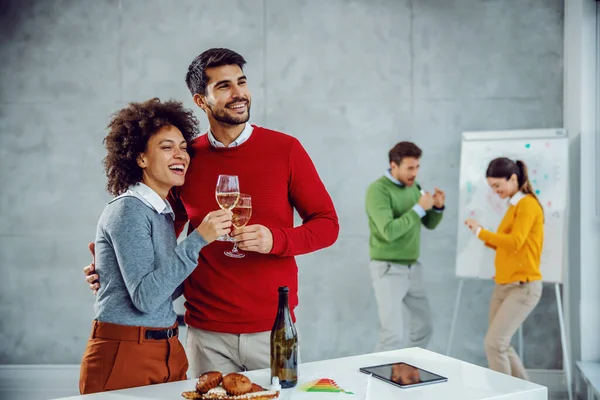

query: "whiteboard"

left=455, top=128, right=568, bottom=284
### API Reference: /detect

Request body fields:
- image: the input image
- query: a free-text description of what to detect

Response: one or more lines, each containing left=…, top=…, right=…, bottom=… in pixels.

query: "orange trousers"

left=79, top=320, right=188, bottom=394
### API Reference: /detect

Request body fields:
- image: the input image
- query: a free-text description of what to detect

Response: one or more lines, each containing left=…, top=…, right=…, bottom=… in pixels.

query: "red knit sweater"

left=168, top=126, right=339, bottom=334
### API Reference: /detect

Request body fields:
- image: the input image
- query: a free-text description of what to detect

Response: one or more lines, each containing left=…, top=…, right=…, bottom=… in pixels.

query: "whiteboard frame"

left=462, top=128, right=567, bottom=142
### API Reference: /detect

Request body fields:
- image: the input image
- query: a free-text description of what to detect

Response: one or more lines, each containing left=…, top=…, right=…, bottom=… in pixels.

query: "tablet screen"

left=360, top=362, right=447, bottom=388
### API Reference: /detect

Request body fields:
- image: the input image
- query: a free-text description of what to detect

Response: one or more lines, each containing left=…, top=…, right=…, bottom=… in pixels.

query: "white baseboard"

left=0, top=364, right=81, bottom=400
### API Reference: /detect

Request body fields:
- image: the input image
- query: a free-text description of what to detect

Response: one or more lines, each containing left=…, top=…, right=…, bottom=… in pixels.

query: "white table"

left=55, top=347, right=547, bottom=400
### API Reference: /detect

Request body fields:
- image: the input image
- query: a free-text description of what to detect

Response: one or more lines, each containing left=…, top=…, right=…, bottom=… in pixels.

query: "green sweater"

left=365, top=176, right=444, bottom=264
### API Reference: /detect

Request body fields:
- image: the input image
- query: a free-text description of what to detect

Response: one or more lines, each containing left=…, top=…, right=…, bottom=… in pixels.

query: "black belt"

left=145, top=326, right=178, bottom=340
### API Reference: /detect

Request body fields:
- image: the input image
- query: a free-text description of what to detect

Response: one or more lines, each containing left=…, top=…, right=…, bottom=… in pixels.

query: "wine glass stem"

left=232, top=243, right=238, bottom=253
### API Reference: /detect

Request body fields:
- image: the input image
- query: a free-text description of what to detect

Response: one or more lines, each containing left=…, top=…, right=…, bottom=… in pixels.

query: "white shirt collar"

left=509, top=191, right=526, bottom=206
left=126, top=182, right=174, bottom=218
left=207, top=122, right=253, bottom=148
left=384, top=169, right=403, bottom=186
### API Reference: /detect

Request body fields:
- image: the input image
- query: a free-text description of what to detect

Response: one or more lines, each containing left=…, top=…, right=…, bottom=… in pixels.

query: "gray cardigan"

left=93, top=193, right=206, bottom=328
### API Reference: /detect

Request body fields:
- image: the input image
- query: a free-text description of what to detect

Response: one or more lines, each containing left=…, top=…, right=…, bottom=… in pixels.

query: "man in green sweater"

left=365, top=141, right=445, bottom=352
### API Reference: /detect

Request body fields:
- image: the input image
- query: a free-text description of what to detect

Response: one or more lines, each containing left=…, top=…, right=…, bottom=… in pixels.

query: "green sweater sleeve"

left=422, top=208, right=444, bottom=229
left=366, top=182, right=421, bottom=242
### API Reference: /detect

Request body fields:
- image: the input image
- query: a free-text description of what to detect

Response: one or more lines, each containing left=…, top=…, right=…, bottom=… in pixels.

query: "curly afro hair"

left=103, top=97, right=200, bottom=196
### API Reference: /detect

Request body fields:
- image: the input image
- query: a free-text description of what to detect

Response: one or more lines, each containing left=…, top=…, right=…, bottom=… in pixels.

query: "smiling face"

left=195, top=64, right=251, bottom=126
left=137, top=124, right=190, bottom=198
left=487, top=174, right=518, bottom=199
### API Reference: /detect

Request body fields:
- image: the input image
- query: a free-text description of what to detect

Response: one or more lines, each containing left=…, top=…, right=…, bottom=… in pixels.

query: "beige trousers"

left=484, top=280, right=542, bottom=380
left=185, top=326, right=271, bottom=378
left=369, top=260, right=433, bottom=352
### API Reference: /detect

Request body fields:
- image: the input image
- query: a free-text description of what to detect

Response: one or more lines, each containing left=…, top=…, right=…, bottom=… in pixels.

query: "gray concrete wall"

left=0, top=0, right=564, bottom=369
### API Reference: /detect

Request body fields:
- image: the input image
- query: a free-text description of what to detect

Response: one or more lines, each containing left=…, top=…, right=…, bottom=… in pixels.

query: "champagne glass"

left=215, top=175, right=240, bottom=241
left=225, top=193, right=252, bottom=258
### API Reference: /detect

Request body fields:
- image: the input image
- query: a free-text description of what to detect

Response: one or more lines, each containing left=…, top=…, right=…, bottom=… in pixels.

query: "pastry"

left=181, top=391, right=202, bottom=399
left=250, top=383, right=266, bottom=393
left=222, top=373, right=253, bottom=396
left=181, top=373, right=279, bottom=399
left=196, top=371, right=224, bottom=394
left=202, top=386, right=279, bottom=400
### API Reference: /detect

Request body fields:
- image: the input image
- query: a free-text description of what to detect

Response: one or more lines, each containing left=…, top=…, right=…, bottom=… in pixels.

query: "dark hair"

left=185, top=48, right=247, bottom=96
left=486, top=157, right=544, bottom=214
left=103, top=98, right=199, bottom=196
left=388, top=141, right=422, bottom=165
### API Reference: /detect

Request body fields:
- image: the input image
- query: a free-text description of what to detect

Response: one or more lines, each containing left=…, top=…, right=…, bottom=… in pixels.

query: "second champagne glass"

left=225, top=193, right=252, bottom=258
left=215, top=175, right=240, bottom=241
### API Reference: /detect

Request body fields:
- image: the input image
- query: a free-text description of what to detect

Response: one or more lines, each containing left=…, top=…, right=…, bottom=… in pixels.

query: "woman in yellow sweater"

left=465, top=157, right=544, bottom=380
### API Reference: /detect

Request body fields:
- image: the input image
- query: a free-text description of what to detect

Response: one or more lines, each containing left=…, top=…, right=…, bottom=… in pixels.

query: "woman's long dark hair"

left=486, top=157, right=544, bottom=218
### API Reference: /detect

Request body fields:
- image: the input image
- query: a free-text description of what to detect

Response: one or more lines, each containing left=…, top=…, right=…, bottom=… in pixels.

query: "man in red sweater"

left=84, top=48, right=339, bottom=377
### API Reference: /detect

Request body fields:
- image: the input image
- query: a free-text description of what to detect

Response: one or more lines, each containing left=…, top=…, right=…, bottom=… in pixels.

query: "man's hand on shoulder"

left=83, top=242, right=100, bottom=295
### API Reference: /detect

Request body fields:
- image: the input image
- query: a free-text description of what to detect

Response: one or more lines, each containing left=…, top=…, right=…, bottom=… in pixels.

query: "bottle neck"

left=277, top=292, right=289, bottom=310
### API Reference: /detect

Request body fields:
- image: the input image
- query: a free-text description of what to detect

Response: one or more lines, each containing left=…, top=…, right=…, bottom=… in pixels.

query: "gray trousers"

left=185, top=326, right=271, bottom=378
left=369, top=260, right=433, bottom=352
left=185, top=324, right=301, bottom=379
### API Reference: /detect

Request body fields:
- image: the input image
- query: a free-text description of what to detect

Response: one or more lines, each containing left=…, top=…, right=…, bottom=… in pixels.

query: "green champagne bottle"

left=270, top=286, right=298, bottom=388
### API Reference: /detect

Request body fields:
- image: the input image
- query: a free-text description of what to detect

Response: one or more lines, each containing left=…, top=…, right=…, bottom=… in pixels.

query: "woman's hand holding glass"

left=196, top=209, right=233, bottom=243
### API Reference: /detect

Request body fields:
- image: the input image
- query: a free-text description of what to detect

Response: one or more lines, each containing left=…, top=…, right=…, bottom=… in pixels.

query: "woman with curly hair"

left=79, top=98, right=232, bottom=394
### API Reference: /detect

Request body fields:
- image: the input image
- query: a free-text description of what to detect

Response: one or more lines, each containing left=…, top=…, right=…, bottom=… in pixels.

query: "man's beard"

left=209, top=102, right=251, bottom=126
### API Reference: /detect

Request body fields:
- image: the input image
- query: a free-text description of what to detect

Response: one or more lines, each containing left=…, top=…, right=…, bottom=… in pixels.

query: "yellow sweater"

left=478, top=193, right=544, bottom=284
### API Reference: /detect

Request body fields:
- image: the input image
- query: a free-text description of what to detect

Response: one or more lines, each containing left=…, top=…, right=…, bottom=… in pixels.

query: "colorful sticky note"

left=470, top=210, right=475, bottom=216
left=533, top=179, right=537, bottom=184
left=544, top=174, right=549, bottom=179
left=298, top=379, right=354, bottom=394
left=466, top=181, right=472, bottom=192
left=525, top=143, right=531, bottom=148
left=532, top=170, right=537, bottom=174
left=535, top=190, right=540, bottom=195
left=548, top=201, right=552, bottom=207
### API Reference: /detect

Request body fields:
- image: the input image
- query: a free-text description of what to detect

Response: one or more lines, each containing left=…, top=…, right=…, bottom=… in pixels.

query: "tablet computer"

left=359, top=361, right=448, bottom=389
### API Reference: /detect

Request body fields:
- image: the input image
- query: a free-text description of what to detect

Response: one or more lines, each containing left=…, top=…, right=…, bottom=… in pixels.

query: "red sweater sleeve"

left=269, top=139, right=339, bottom=257
left=166, top=187, right=189, bottom=237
